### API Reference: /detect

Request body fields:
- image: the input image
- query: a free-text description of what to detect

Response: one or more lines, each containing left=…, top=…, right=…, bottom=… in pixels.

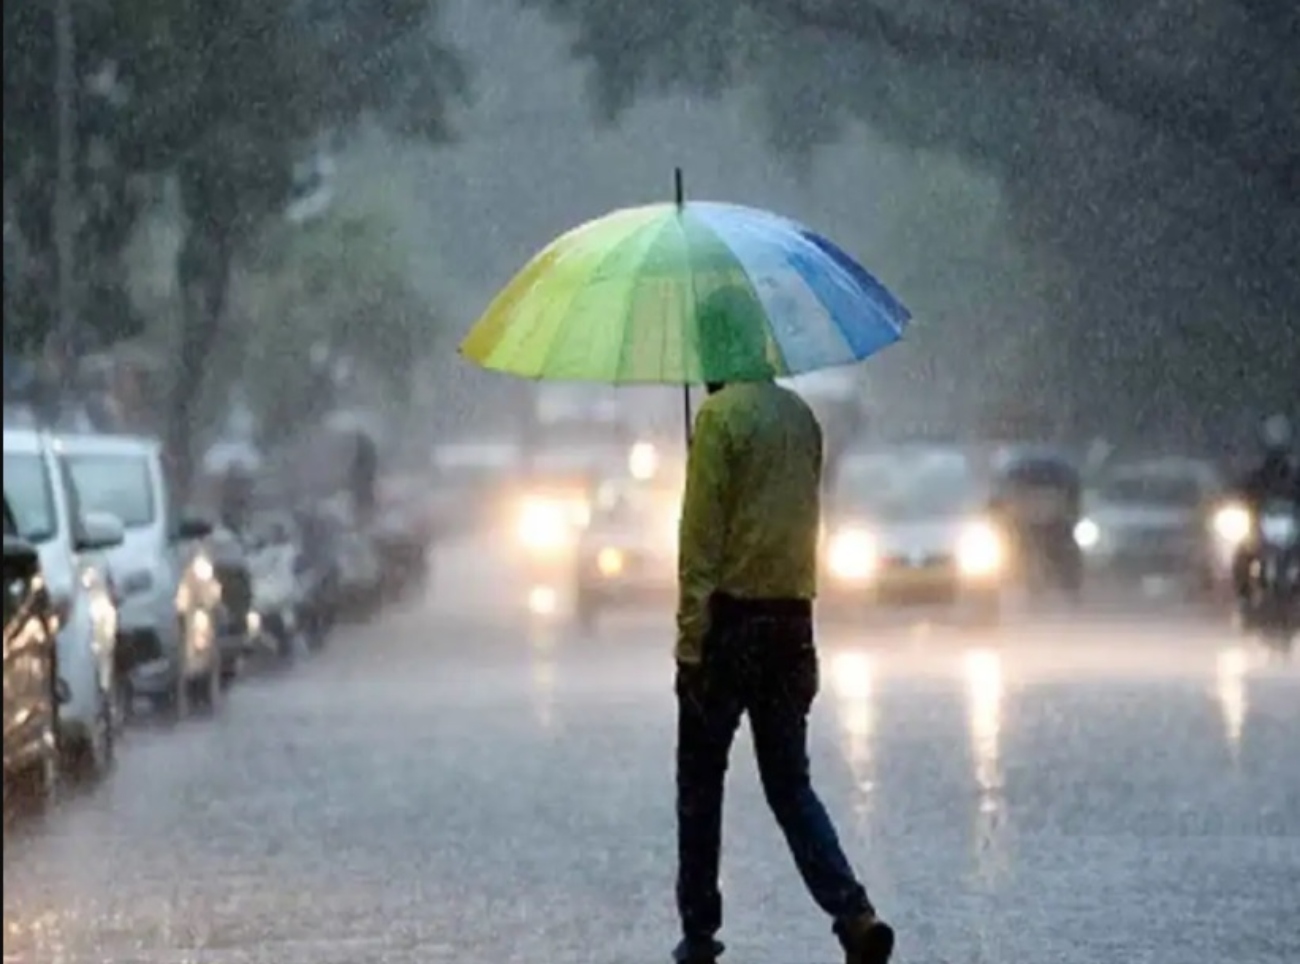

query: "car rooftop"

left=52, top=432, right=161, bottom=456
left=2, top=426, right=48, bottom=452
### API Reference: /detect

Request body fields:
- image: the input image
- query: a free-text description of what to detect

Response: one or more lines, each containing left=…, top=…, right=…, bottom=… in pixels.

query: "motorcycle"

left=1240, top=499, right=1300, bottom=649
left=244, top=520, right=304, bottom=659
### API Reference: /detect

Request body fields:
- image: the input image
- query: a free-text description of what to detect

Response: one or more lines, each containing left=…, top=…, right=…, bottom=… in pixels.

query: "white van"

left=3, top=428, right=124, bottom=778
left=57, top=434, right=225, bottom=717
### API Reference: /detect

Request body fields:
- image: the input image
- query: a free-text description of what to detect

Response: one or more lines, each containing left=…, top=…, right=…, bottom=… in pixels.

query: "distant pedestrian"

left=673, top=288, right=894, bottom=964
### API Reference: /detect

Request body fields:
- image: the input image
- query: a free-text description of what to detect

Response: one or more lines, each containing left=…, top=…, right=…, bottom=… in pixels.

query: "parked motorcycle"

left=243, top=513, right=305, bottom=659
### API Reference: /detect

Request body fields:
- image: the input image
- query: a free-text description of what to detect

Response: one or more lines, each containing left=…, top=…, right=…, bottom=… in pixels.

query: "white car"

left=57, top=434, right=225, bottom=717
left=1076, top=457, right=1226, bottom=595
left=821, top=444, right=1007, bottom=625
left=3, top=428, right=124, bottom=779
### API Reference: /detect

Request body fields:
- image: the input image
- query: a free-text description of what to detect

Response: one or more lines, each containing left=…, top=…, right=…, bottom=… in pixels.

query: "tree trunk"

left=166, top=224, right=234, bottom=505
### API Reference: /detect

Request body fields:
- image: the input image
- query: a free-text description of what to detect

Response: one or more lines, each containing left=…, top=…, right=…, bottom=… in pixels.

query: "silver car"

left=821, top=444, right=1008, bottom=625
left=1076, top=457, right=1225, bottom=592
left=57, top=434, right=224, bottom=717
left=4, top=428, right=124, bottom=780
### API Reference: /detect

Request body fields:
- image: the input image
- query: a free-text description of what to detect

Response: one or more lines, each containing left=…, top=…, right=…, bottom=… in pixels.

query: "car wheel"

left=5, top=724, right=60, bottom=817
left=61, top=685, right=115, bottom=783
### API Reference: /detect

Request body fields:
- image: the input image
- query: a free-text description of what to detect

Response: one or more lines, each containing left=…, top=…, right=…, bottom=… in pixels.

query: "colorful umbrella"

left=459, top=182, right=911, bottom=386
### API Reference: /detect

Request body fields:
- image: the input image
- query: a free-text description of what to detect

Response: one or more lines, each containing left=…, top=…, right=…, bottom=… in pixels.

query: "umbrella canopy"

left=459, top=201, right=911, bottom=384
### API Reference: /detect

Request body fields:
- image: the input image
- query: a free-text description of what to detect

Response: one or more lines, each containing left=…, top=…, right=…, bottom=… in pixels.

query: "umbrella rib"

left=677, top=208, right=701, bottom=386
left=611, top=216, right=679, bottom=382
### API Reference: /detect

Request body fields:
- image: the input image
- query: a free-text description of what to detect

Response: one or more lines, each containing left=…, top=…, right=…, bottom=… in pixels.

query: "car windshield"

left=1096, top=473, right=1205, bottom=507
left=835, top=449, right=979, bottom=520
left=62, top=452, right=157, bottom=528
left=2, top=453, right=58, bottom=542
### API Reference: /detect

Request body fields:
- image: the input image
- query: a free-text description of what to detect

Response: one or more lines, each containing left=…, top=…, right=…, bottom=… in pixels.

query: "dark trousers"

left=676, top=593, right=871, bottom=950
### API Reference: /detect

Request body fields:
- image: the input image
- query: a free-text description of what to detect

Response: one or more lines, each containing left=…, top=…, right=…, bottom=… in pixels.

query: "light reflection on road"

left=961, top=646, right=1011, bottom=892
left=962, top=647, right=1004, bottom=812
left=829, top=651, right=877, bottom=817
left=529, top=631, right=558, bottom=729
left=1214, top=644, right=1250, bottom=758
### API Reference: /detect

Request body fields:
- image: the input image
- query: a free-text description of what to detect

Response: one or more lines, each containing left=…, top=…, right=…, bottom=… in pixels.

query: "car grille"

left=879, top=552, right=955, bottom=571
left=1115, top=527, right=1199, bottom=558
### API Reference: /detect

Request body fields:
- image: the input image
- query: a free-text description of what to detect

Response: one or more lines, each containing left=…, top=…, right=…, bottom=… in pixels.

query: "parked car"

left=56, top=434, right=224, bottom=718
left=3, top=516, right=61, bottom=811
left=318, top=497, right=382, bottom=618
left=372, top=481, right=435, bottom=602
left=4, top=429, right=123, bottom=780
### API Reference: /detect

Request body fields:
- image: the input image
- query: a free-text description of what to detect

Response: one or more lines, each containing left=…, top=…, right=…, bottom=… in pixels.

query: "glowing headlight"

left=191, top=555, right=215, bottom=583
left=827, top=528, right=878, bottom=581
left=518, top=499, right=572, bottom=551
left=568, top=498, right=591, bottom=530
left=1212, top=503, right=1251, bottom=545
left=246, top=610, right=262, bottom=637
left=957, top=521, right=1005, bottom=577
left=628, top=441, right=659, bottom=481
left=597, top=547, right=625, bottom=577
left=1073, top=517, right=1101, bottom=550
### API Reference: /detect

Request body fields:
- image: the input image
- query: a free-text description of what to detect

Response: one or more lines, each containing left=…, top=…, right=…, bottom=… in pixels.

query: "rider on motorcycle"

left=1231, top=414, right=1300, bottom=612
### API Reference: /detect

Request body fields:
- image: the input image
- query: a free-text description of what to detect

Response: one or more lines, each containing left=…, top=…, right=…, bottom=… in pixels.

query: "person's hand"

left=674, top=660, right=708, bottom=711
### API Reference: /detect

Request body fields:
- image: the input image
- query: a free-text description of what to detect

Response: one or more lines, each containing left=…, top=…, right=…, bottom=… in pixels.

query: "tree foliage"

left=235, top=210, right=440, bottom=444
left=3, top=0, right=467, bottom=489
left=526, top=0, right=1300, bottom=441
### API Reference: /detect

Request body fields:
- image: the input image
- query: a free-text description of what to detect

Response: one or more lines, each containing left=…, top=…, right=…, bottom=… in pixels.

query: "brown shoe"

left=834, top=912, right=895, bottom=964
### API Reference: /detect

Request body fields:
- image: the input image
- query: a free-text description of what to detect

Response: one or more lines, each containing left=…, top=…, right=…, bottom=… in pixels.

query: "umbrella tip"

left=674, top=167, right=684, bottom=209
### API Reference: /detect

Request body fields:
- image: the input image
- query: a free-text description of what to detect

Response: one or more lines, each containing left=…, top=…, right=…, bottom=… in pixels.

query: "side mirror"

left=173, top=513, right=213, bottom=542
left=76, top=511, right=125, bottom=552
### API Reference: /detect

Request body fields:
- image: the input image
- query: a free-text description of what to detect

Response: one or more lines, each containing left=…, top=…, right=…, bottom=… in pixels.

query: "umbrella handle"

left=683, top=383, right=692, bottom=448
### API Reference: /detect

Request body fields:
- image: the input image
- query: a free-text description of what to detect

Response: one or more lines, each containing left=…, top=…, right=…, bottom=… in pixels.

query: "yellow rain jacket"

left=675, top=380, right=823, bottom=663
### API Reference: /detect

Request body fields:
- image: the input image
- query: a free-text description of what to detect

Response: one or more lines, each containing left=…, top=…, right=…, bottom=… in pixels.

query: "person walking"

left=672, top=288, right=894, bottom=964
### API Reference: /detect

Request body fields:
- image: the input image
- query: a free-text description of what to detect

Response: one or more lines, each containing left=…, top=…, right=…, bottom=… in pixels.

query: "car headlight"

left=1212, top=503, right=1251, bottom=546
left=1073, top=517, right=1101, bottom=550
left=628, top=441, right=659, bottom=481
left=191, top=555, right=215, bottom=583
left=957, top=521, right=1005, bottom=577
left=568, top=498, right=591, bottom=530
left=597, top=547, right=625, bottom=577
left=517, top=499, right=572, bottom=551
left=827, top=528, right=878, bottom=581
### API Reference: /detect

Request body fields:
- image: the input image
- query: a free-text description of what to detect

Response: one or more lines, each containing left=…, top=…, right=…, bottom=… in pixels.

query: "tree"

left=234, top=208, right=442, bottom=445
left=3, top=3, right=145, bottom=356
left=524, top=0, right=1300, bottom=442
left=3, top=0, right=467, bottom=491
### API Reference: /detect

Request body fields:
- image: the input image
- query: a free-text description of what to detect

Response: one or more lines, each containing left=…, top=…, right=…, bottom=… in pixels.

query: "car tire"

left=5, top=720, right=60, bottom=817
left=62, top=682, right=115, bottom=783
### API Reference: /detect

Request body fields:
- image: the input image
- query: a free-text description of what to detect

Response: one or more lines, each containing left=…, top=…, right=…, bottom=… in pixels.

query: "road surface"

left=4, top=539, right=1299, bottom=963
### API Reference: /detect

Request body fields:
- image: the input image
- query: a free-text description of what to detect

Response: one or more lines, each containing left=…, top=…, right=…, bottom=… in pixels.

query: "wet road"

left=4, top=540, right=1300, bottom=964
